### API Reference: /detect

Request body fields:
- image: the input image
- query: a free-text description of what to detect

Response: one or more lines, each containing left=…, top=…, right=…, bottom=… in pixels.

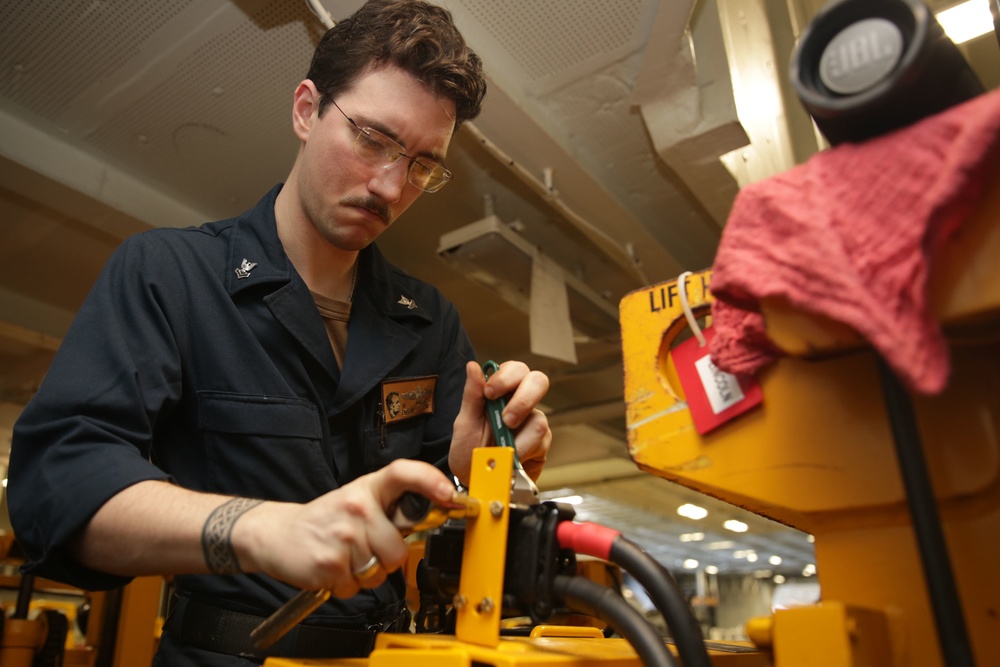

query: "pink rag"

left=710, top=88, right=1000, bottom=394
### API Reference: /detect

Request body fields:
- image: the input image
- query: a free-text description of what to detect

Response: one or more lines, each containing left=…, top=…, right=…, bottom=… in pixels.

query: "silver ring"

left=353, top=555, right=382, bottom=582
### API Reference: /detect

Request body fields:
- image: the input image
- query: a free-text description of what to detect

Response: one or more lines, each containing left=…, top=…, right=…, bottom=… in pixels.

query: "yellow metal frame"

left=265, top=448, right=671, bottom=666
left=454, top=446, right=513, bottom=647
left=618, top=171, right=1000, bottom=667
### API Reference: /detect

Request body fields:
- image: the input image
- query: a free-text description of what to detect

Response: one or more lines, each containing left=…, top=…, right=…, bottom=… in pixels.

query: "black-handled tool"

left=249, top=490, right=478, bottom=652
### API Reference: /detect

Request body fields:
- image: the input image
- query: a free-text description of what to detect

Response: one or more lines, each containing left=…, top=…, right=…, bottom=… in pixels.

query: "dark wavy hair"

left=306, top=0, right=486, bottom=127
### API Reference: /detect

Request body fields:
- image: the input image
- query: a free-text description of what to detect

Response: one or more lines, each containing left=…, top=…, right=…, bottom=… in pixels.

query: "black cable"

left=552, top=574, right=677, bottom=667
left=610, top=538, right=712, bottom=667
left=877, top=358, right=976, bottom=667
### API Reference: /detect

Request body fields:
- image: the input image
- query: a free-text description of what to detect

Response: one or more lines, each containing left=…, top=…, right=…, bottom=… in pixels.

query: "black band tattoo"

left=201, top=497, right=263, bottom=575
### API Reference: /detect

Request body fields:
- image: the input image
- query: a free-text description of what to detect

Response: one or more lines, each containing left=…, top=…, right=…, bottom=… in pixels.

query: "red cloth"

left=709, top=88, right=1000, bottom=394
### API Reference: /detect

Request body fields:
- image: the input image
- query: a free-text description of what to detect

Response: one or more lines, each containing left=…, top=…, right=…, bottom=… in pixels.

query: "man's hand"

left=234, top=459, right=456, bottom=599
left=448, top=360, right=552, bottom=487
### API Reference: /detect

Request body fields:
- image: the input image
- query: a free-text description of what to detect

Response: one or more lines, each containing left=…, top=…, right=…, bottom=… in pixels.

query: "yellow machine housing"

left=618, top=164, right=1000, bottom=666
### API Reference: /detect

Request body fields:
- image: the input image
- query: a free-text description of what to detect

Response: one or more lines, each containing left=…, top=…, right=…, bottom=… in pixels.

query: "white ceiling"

left=1, top=0, right=997, bottom=577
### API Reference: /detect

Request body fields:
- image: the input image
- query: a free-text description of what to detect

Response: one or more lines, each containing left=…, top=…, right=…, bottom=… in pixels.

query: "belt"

left=166, top=594, right=380, bottom=662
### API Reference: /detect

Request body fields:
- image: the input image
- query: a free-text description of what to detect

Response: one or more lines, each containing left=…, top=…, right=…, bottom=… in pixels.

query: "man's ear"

left=292, top=80, right=320, bottom=142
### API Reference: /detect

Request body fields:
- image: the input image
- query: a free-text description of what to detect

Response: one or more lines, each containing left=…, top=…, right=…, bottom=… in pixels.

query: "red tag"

left=670, top=326, right=763, bottom=435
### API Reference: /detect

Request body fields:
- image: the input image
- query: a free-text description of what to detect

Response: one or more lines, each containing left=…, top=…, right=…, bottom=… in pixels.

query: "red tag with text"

left=670, top=326, right=763, bottom=435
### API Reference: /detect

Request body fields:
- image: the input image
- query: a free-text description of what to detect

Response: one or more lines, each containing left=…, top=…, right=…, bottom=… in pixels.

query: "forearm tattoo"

left=201, top=497, right=263, bottom=575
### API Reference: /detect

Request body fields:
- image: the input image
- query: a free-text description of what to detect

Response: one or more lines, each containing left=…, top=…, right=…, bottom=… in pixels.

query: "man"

left=7, top=1, right=551, bottom=665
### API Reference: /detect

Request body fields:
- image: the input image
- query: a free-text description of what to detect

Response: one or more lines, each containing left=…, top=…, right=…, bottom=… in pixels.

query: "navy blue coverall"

left=8, top=184, right=476, bottom=663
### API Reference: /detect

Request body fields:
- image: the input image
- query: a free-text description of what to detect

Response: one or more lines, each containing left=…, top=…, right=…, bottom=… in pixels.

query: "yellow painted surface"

left=266, top=633, right=769, bottom=666
left=455, top=446, right=513, bottom=648
left=112, top=576, right=163, bottom=667
left=771, top=602, right=892, bottom=667
left=620, top=218, right=1000, bottom=667
left=0, top=617, right=46, bottom=667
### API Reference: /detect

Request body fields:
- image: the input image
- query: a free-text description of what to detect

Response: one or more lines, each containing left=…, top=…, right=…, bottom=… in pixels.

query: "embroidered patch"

left=382, top=375, right=437, bottom=424
left=398, top=295, right=417, bottom=309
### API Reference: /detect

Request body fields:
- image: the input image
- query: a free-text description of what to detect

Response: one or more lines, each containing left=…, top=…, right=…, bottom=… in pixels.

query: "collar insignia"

left=235, top=258, right=257, bottom=279
left=398, top=295, right=417, bottom=310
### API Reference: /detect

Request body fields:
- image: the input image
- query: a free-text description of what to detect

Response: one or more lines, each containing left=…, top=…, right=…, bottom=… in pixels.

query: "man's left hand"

left=449, top=360, right=551, bottom=487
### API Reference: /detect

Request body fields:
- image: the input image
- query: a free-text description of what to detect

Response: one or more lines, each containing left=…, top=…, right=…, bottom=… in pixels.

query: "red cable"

left=556, top=521, right=620, bottom=561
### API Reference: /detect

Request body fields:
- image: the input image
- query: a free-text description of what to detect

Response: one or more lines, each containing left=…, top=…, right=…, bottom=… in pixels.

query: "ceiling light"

left=679, top=532, right=705, bottom=542
left=803, top=563, right=817, bottom=576
left=706, top=541, right=735, bottom=550
left=705, top=565, right=719, bottom=575
left=723, top=519, right=749, bottom=533
left=733, top=549, right=754, bottom=559
left=677, top=503, right=709, bottom=520
left=746, top=552, right=759, bottom=563
left=773, top=574, right=786, bottom=584
left=936, top=0, right=993, bottom=44
left=768, top=555, right=783, bottom=566
left=548, top=494, right=584, bottom=505
left=683, top=559, right=700, bottom=569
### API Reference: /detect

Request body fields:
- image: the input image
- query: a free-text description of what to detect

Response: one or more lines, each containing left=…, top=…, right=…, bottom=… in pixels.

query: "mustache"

left=342, top=195, right=391, bottom=224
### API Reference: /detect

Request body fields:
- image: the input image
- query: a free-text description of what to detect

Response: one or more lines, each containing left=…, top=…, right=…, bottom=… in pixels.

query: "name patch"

left=381, top=375, right=437, bottom=424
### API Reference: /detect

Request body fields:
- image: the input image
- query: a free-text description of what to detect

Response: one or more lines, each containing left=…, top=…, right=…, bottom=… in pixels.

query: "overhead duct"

left=438, top=215, right=621, bottom=364
left=634, top=0, right=807, bottom=223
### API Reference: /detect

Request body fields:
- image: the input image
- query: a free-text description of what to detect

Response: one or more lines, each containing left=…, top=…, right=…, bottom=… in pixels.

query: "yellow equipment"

left=619, top=160, right=1000, bottom=667
left=265, top=445, right=765, bottom=667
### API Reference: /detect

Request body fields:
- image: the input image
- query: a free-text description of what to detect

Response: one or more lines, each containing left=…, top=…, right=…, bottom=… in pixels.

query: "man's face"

left=292, top=65, right=457, bottom=252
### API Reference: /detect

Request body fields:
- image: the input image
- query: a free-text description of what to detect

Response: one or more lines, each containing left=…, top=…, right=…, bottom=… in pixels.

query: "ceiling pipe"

left=305, top=0, right=335, bottom=29
left=463, top=121, right=649, bottom=286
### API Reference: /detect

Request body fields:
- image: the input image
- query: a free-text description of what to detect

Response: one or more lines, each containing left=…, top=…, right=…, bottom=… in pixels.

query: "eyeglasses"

left=329, top=100, right=453, bottom=193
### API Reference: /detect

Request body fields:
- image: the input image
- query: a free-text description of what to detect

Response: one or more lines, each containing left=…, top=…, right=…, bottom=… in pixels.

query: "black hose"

left=552, top=574, right=677, bottom=667
left=610, top=538, right=712, bottom=667
left=877, top=358, right=976, bottom=667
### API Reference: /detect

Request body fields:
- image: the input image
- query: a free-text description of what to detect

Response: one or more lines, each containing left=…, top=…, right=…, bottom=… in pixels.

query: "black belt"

left=166, top=595, right=380, bottom=662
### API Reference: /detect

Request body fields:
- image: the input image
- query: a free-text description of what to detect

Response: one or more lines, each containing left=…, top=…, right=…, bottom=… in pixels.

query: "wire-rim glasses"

left=329, top=100, right=453, bottom=193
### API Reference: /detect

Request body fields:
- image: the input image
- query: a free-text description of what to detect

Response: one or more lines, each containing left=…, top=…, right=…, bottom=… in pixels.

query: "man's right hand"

left=233, top=459, right=456, bottom=598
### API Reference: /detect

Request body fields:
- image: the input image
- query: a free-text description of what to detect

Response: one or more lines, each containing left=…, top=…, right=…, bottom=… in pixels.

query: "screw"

left=490, top=501, right=504, bottom=517
left=452, top=594, right=467, bottom=610
left=476, top=597, right=494, bottom=614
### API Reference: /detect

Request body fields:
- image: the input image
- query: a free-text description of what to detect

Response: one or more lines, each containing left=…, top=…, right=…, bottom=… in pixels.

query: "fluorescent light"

left=936, top=0, right=993, bottom=44
left=548, top=494, right=584, bottom=505
left=723, top=519, right=749, bottom=533
left=706, top=540, right=735, bottom=550
left=677, top=503, right=708, bottom=520
left=679, top=532, right=705, bottom=542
